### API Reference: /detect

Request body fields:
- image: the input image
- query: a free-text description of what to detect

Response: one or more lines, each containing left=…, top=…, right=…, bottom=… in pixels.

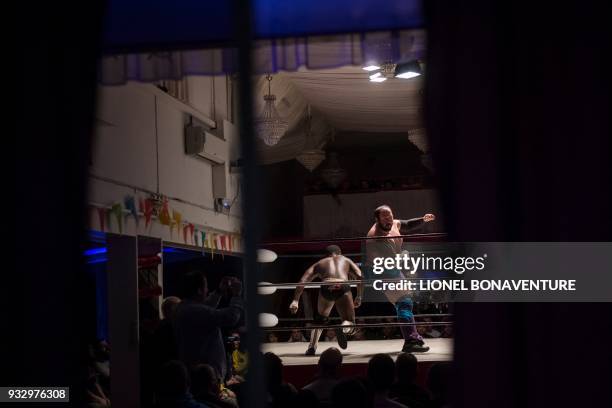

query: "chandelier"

left=296, top=106, right=326, bottom=172
left=254, top=74, right=289, bottom=146
left=320, top=152, right=347, bottom=189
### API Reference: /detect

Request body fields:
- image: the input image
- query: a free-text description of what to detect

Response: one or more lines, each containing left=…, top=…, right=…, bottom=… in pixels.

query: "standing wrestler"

left=366, top=205, right=435, bottom=353
left=289, top=245, right=363, bottom=356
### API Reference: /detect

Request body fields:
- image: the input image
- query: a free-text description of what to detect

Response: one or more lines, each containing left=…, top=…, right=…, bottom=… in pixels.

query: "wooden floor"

left=261, top=338, right=453, bottom=366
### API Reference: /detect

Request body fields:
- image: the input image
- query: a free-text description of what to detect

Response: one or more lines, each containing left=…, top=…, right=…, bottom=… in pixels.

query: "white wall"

left=89, top=80, right=242, bottom=248
left=303, top=189, right=444, bottom=239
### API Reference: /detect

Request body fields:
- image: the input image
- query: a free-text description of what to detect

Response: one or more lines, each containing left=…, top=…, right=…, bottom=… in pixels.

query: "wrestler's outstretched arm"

left=398, top=213, right=435, bottom=233
left=346, top=257, right=364, bottom=308
left=289, top=262, right=318, bottom=314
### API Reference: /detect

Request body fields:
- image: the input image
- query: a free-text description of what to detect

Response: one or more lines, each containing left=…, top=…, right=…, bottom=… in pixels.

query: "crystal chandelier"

left=254, top=74, right=289, bottom=146
left=296, top=106, right=326, bottom=172
left=320, top=152, right=347, bottom=189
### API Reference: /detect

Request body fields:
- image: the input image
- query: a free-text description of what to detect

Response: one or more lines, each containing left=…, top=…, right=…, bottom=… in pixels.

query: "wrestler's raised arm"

left=346, top=257, right=364, bottom=308
left=289, top=261, right=319, bottom=314
left=397, top=213, right=435, bottom=233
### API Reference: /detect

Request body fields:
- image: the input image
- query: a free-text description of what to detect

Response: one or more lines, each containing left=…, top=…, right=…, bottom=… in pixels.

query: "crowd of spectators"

left=264, top=348, right=451, bottom=408
left=304, top=176, right=431, bottom=195
left=265, top=303, right=452, bottom=344
left=88, top=271, right=451, bottom=408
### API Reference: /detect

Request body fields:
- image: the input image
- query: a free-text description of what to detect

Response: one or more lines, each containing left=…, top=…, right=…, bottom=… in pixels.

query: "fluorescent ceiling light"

left=396, top=71, right=421, bottom=79
left=370, top=76, right=387, bottom=82
left=362, top=65, right=381, bottom=71
left=395, top=60, right=422, bottom=79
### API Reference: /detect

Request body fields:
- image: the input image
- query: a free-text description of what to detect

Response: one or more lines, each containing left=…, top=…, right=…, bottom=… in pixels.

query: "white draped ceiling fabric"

left=99, top=30, right=427, bottom=165
left=99, top=30, right=425, bottom=84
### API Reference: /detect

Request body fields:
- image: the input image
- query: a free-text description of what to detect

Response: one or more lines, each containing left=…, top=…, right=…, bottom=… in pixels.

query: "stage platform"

left=262, top=338, right=453, bottom=365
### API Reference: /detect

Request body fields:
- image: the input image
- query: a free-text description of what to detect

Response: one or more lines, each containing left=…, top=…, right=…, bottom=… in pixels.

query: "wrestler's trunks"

left=320, top=283, right=351, bottom=301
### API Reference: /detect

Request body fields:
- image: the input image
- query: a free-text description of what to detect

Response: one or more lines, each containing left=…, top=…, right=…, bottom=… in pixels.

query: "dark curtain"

left=11, top=3, right=105, bottom=406
left=425, top=1, right=612, bottom=407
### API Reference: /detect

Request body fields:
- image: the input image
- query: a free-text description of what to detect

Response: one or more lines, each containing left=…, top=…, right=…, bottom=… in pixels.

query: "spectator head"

left=352, top=329, right=366, bottom=340
left=318, top=347, right=343, bottom=377
left=382, top=325, right=396, bottom=338
left=367, top=353, right=395, bottom=393
left=326, top=245, right=341, bottom=255
left=89, top=340, right=110, bottom=361
left=264, top=352, right=284, bottom=391
left=191, top=364, right=220, bottom=400
left=161, top=296, right=181, bottom=320
left=396, top=352, right=418, bottom=384
left=181, top=270, right=208, bottom=300
left=427, top=362, right=452, bottom=404
left=331, top=378, right=370, bottom=408
left=324, top=328, right=337, bottom=340
left=267, top=332, right=279, bottom=343
left=157, top=360, right=190, bottom=399
left=230, top=331, right=241, bottom=349
left=290, top=329, right=303, bottom=342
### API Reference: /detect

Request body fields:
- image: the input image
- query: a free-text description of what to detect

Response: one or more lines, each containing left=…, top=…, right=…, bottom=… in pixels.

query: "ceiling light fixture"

left=366, top=60, right=423, bottom=82
left=362, top=64, right=381, bottom=71
left=254, top=74, right=289, bottom=146
left=395, top=60, right=422, bottom=79
left=296, top=106, right=326, bottom=172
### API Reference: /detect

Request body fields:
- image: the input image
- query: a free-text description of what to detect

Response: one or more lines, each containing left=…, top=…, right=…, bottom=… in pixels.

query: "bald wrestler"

left=289, top=245, right=364, bottom=356
left=366, top=205, right=435, bottom=353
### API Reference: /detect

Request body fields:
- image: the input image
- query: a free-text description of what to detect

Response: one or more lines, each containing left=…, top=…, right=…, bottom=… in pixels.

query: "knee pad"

left=395, top=296, right=414, bottom=320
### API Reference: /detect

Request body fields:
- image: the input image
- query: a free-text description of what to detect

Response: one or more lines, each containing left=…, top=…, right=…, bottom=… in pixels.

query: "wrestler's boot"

left=305, top=328, right=323, bottom=355
left=305, top=315, right=328, bottom=355
left=334, top=325, right=348, bottom=350
left=396, top=296, right=429, bottom=353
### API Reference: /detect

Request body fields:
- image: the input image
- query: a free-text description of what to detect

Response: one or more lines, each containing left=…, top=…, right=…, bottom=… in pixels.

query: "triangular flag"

left=172, top=210, right=183, bottom=238
left=143, top=199, right=154, bottom=229
left=188, top=224, right=195, bottom=244
left=110, top=203, right=123, bottom=234
left=124, top=195, right=139, bottom=226
left=158, top=199, right=171, bottom=225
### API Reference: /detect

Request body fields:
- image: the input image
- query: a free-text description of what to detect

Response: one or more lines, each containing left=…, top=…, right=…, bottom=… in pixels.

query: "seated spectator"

left=303, top=347, right=343, bottom=405
left=287, top=329, right=307, bottom=343
left=352, top=329, right=366, bottom=341
left=295, top=389, right=320, bottom=408
left=381, top=319, right=401, bottom=340
left=441, top=324, right=453, bottom=338
left=264, top=352, right=297, bottom=408
left=86, top=361, right=110, bottom=408
left=421, top=318, right=442, bottom=338
left=174, top=272, right=243, bottom=379
left=267, top=332, right=279, bottom=343
left=88, top=341, right=110, bottom=396
left=427, top=362, right=452, bottom=408
left=331, top=378, right=370, bottom=408
left=323, top=328, right=337, bottom=342
left=191, top=364, right=238, bottom=408
left=154, top=360, right=207, bottom=408
left=154, top=297, right=181, bottom=366
left=229, top=331, right=249, bottom=378
left=89, top=340, right=110, bottom=379
left=367, top=354, right=407, bottom=408
left=390, top=353, right=431, bottom=408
